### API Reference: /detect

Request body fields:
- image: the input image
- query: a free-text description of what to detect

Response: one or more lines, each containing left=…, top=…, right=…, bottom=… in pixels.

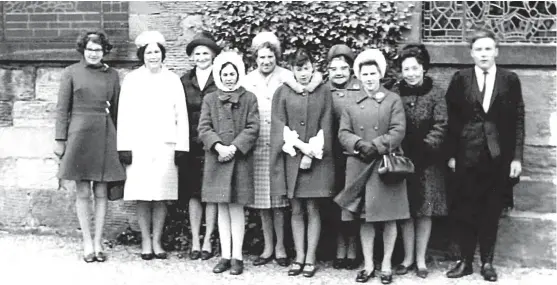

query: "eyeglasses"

left=85, top=48, right=103, bottom=53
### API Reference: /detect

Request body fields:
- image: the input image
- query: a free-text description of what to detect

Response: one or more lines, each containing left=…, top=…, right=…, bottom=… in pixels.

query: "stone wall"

left=0, top=1, right=555, bottom=267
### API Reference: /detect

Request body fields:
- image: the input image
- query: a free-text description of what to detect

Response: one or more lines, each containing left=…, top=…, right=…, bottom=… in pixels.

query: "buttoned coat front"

left=270, top=83, right=335, bottom=199
left=338, top=86, right=409, bottom=222
left=197, top=87, right=260, bottom=204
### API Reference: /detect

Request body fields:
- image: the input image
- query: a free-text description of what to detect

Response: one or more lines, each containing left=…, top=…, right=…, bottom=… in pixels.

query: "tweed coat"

left=197, top=86, right=260, bottom=204
left=55, top=60, right=125, bottom=182
left=338, top=86, right=409, bottom=222
left=445, top=67, right=524, bottom=219
left=392, top=77, right=448, bottom=217
left=269, top=83, right=335, bottom=199
left=179, top=68, right=218, bottom=200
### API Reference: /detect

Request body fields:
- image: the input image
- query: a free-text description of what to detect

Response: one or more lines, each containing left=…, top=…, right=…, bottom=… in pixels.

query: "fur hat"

left=327, top=44, right=355, bottom=63
left=353, top=49, right=387, bottom=79
left=186, top=31, right=221, bottom=56
left=251, top=31, right=281, bottom=53
left=134, top=31, right=166, bottom=49
left=212, top=51, right=246, bottom=92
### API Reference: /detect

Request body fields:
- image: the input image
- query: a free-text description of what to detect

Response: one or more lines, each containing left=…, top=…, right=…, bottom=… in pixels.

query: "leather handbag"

left=377, top=148, right=415, bottom=184
left=107, top=180, right=125, bottom=201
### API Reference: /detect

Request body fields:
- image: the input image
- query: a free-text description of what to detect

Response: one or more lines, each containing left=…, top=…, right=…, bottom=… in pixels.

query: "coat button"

left=374, top=126, right=378, bottom=130
left=360, top=105, right=364, bottom=109
left=410, top=102, right=415, bottom=107
left=300, top=121, right=305, bottom=126
left=360, top=126, right=364, bottom=130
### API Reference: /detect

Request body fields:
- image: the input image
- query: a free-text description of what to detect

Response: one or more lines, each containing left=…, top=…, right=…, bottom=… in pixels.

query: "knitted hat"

left=327, top=44, right=355, bottom=63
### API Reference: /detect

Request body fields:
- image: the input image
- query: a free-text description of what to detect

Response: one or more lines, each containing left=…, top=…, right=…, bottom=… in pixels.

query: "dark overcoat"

left=445, top=67, right=525, bottom=219
left=338, top=86, right=409, bottom=222
left=179, top=69, right=218, bottom=199
left=270, top=83, right=335, bottom=199
left=55, top=60, right=125, bottom=182
left=392, top=77, right=449, bottom=217
left=197, top=87, right=260, bottom=204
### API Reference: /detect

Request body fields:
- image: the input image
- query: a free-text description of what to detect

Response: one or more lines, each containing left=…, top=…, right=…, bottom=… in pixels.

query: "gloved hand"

left=174, top=151, right=188, bottom=166
left=355, top=140, right=377, bottom=162
left=118, top=151, right=132, bottom=165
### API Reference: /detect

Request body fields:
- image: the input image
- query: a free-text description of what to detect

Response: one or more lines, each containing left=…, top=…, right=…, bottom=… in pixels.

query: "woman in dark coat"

left=179, top=32, right=220, bottom=261
left=337, top=49, right=408, bottom=284
left=270, top=49, right=335, bottom=278
left=54, top=31, right=125, bottom=263
left=198, top=51, right=260, bottom=275
left=392, top=44, right=448, bottom=279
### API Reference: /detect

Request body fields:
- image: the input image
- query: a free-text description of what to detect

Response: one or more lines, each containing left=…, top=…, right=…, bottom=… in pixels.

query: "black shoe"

left=213, top=258, right=231, bottom=274
left=140, top=253, right=154, bottom=260
left=355, top=269, right=375, bottom=283
left=288, top=262, right=304, bottom=276
left=480, top=263, right=498, bottom=282
left=275, top=257, right=290, bottom=267
left=302, top=263, right=317, bottom=278
left=154, top=252, right=167, bottom=259
left=333, top=258, right=346, bottom=269
left=253, top=255, right=273, bottom=266
left=200, top=250, right=214, bottom=260
left=95, top=251, right=107, bottom=262
left=380, top=271, right=393, bottom=284
left=345, top=258, right=360, bottom=270
left=83, top=253, right=96, bottom=263
left=230, top=259, right=244, bottom=275
left=189, top=250, right=201, bottom=260
left=416, top=268, right=428, bottom=278
left=446, top=260, right=473, bottom=278
left=394, top=263, right=414, bottom=275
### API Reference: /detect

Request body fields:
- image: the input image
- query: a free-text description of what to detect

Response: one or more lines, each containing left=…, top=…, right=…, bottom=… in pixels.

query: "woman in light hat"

left=335, top=49, right=408, bottom=284
left=198, top=51, right=260, bottom=275
left=243, top=31, right=322, bottom=268
left=117, top=30, right=189, bottom=260
left=54, top=30, right=125, bottom=263
left=179, top=31, right=221, bottom=261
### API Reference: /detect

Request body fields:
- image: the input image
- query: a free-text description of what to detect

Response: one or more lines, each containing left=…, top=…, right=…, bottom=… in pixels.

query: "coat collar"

left=356, top=86, right=389, bottom=104
left=329, top=76, right=361, bottom=91
left=189, top=67, right=215, bottom=91
left=217, top=86, right=246, bottom=103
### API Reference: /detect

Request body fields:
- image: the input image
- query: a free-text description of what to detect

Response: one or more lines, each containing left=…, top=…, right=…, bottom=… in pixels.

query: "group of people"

left=54, top=27, right=524, bottom=284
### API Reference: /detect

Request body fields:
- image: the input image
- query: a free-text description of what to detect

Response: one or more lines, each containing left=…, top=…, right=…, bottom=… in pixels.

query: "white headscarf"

left=212, top=51, right=246, bottom=92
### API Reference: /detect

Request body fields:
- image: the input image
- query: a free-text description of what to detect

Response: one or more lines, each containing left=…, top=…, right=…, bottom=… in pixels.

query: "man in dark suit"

left=444, top=28, right=525, bottom=282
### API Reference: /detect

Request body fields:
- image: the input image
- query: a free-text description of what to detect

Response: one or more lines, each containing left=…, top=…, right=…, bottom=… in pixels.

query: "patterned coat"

left=392, top=77, right=448, bottom=217
left=270, top=83, right=335, bottom=199
left=338, top=86, right=409, bottom=222
left=197, top=87, right=260, bottom=204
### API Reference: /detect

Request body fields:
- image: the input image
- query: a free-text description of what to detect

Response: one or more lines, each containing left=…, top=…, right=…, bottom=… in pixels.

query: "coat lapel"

left=488, top=68, right=503, bottom=111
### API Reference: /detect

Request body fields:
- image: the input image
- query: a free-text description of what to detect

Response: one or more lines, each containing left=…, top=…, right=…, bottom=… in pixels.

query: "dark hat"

left=327, top=44, right=355, bottom=62
left=186, top=31, right=221, bottom=56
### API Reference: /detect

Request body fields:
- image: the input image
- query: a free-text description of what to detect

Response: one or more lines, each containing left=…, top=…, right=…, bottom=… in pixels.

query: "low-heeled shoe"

left=189, top=250, right=201, bottom=260
left=154, top=252, right=168, bottom=260
left=275, top=257, right=290, bottom=267
left=83, top=253, right=96, bottom=263
left=141, top=253, right=154, bottom=260
left=380, top=272, right=393, bottom=284
left=480, top=263, right=498, bottom=282
left=200, top=250, right=213, bottom=260
left=333, top=258, right=346, bottom=269
left=288, top=262, right=304, bottom=276
left=446, top=260, right=473, bottom=278
left=345, top=258, right=360, bottom=270
left=95, top=252, right=107, bottom=262
left=213, top=258, right=231, bottom=274
left=230, top=259, right=244, bottom=275
left=253, top=255, right=273, bottom=266
left=302, top=263, right=317, bottom=278
left=355, top=269, right=375, bottom=283
left=394, top=263, right=414, bottom=275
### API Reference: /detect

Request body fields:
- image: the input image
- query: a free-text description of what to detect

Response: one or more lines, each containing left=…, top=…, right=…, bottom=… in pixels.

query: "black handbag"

left=377, top=147, right=415, bottom=184
left=107, top=180, right=125, bottom=201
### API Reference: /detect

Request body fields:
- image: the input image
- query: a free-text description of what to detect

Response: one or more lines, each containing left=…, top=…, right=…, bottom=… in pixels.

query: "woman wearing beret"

left=117, top=31, right=189, bottom=260
left=198, top=51, right=260, bottom=275
left=270, top=48, right=335, bottom=278
left=392, top=44, right=448, bottom=279
left=336, top=49, right=408, bottom=284
left=179, top=31, right=221, bottom=261
left=54, top=31, right=125, bottom=263
left=326, top=44, right=361, bottom=270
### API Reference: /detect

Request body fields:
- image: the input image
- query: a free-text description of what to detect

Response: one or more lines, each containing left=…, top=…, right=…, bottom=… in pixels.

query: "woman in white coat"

left=117, top=31, right=189, bottom=260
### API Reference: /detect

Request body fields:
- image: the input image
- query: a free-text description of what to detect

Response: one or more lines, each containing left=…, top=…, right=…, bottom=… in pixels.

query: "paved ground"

left=0, top=231, right=555, bottom=285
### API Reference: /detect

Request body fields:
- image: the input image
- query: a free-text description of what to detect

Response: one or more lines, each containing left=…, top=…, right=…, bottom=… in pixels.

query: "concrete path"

left=0, top=231, right=554, bottom=285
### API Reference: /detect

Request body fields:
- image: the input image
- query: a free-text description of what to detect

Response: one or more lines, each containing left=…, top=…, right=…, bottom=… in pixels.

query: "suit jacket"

left=445, top=67, right=525, bottom=188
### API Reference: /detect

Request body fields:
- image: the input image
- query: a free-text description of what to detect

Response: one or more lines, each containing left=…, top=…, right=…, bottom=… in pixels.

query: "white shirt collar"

left=196, top=66, right=212, bottom=89
left=474, top=64, right=497, bottom=77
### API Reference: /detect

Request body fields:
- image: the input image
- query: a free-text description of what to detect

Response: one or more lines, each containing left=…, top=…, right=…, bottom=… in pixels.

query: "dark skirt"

left=57, top=113, right=125, bottom=182
left=178, top=154, right=204, bottom=202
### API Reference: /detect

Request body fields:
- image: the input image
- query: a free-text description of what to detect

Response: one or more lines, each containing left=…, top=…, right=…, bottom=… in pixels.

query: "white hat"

left=212, top=51, right=246, bottom=92
left=134, top=31, right=166, bottom=49
left=353, top=49, right=387, bottom=79
left=251, top=31, right=281, bottom=53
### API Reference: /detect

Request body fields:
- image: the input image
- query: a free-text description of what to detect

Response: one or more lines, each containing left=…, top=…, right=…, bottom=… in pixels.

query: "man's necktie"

left=480, top=71, right=488, bottom=101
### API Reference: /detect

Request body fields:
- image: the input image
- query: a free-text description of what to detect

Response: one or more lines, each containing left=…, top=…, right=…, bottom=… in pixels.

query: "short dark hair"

left=254, top=42, right=281, bottom=61
left=359, top=60, right=381, bottom=75
left=398, top=44, right=430, bottom=72
left=468, top=28, right=498, bottom=47
left=220, top=61, right=239, bottom=78
left=76, top=31, right=113, bottom=55
left=329, top=54, right=354, bottom=69
left=136, top=43, right=167, bottom=64
left=290, top=48, right=313, bottom=68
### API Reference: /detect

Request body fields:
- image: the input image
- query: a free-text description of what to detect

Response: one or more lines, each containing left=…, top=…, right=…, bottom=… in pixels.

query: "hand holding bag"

left=377, top=147, right=415, bottom=184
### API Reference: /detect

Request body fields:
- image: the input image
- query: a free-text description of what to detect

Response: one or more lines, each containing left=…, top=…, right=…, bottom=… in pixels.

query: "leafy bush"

left=198, top=1, right=414, bottom=87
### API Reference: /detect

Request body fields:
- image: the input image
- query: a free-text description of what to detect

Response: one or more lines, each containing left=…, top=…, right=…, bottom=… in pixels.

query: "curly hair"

left=398, top=44, right=430, bottom=72
left=252, top=41, right=281, bottom=62
left=76, top=31, right=113, bottom=55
